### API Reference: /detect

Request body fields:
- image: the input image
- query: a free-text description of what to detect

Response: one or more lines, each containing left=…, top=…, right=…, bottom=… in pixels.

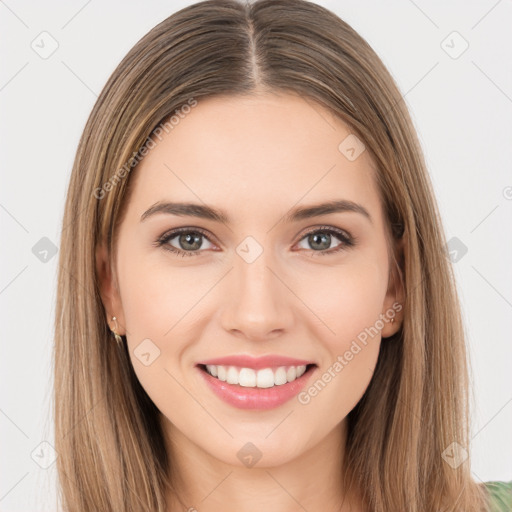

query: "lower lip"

left=197, top=365, right=317, bottom=410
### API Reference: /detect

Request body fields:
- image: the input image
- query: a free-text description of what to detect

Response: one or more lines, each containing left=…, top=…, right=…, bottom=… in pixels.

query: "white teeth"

left=206, top=364, right=218, bottom=377
left=256, top=368, right=274, bottom=388
left=226, top=366, right=239, bottom=385
left=274, top=367, right=287, bottom=385
left=217, top=365, right=226, bottom=381
left=239, top=368, right=256, bottom=387
left=203, top=364, right=309, bottom=388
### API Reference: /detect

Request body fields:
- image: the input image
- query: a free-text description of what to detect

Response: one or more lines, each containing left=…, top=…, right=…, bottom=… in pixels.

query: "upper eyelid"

left=159, top=226, right=217, bottom=245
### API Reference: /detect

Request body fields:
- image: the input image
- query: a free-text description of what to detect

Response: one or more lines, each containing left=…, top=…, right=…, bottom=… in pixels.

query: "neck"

left=162, top=417, right=363, bottom=512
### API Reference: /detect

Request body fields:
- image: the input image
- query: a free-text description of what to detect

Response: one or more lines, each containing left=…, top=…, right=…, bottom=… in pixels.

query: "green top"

left=484, top=481, right=512, bottom=511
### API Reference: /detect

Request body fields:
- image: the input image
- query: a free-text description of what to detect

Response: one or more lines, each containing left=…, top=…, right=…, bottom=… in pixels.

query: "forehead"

left=127, top=92, right=383, bottom=225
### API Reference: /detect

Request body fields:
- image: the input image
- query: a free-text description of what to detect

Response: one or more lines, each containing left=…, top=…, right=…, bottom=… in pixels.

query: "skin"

left=97, top=91, right=404, bottom=512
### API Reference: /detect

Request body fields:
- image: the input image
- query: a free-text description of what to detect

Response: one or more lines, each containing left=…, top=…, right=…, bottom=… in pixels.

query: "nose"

left=219, top=244, right=294, bottom=342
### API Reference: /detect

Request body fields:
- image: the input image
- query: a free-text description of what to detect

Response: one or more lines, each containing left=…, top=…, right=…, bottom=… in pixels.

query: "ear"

left=380, top=233, right=405, bottom=339
left=95, top=241, right=126, bottom=335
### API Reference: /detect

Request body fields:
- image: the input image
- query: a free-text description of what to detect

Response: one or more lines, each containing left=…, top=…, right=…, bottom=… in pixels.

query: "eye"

left=295, top=226, right=355, bottom=255
left=154, top=225, right=356, bottom=258
left=154, top=228, right=216, bottom=257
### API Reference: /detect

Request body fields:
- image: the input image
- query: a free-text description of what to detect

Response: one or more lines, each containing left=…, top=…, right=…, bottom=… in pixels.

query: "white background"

left=1, top=0, right=511, bottom=510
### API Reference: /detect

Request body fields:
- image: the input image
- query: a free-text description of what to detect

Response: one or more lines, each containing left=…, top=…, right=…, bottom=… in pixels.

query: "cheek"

left=296, top=261, right=386, bottom=414
left=293, top=256, right=388, bottom=345
left=117, top=257, right=198, bottom=410
left=119, top=269, right=172, bottom=339
left=117, top=252, right=217, bottom=387
left=118, top=245, right=202, bottom=339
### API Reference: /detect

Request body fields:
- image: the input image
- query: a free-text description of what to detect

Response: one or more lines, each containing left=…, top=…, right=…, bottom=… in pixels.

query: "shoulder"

left=484, top=481, right=512, bottom=511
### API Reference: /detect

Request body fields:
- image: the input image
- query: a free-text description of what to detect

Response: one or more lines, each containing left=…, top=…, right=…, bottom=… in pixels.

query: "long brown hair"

left=54, top=0, right=491, bottom=510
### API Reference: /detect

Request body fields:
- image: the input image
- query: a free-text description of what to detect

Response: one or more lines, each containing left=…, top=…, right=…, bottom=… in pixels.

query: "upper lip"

left=196, top=355, right=316, bottom=370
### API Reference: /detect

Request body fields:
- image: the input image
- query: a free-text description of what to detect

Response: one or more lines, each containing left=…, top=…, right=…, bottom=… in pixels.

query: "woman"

left=53, top=0, right=511, bottom=510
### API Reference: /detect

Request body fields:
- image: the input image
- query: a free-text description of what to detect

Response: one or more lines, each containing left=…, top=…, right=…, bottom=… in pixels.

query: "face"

left=97, top=92, right=403, bottom=469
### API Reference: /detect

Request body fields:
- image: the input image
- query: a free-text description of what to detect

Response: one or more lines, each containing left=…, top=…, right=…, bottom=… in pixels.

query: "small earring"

left=391, top=317, right=395, bottom=324
left=110, top=316, right=123, bottom=346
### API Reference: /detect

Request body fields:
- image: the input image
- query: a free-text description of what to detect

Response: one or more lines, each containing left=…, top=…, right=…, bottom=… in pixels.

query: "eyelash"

left=154, top=226, right=356, bottom=258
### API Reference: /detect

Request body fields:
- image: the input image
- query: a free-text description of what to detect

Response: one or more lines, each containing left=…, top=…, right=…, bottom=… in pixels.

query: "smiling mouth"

left=197, top=363, right=317, bottom=389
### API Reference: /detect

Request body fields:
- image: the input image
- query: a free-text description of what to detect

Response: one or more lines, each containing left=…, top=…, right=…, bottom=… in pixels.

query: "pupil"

left=310, top=233, right=330, bottom=250
left=180, top=233, right=201, bottom=250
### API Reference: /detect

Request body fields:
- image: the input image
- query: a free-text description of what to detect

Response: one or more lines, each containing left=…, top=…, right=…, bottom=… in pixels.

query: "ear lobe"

left=95, top=242, right=126, bottom=334
left=381, top=233, right=406, bottom=338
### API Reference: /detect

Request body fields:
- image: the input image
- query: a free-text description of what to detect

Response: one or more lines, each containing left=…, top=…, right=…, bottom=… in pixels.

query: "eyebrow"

left=140, top=199, right=372, bottom=224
